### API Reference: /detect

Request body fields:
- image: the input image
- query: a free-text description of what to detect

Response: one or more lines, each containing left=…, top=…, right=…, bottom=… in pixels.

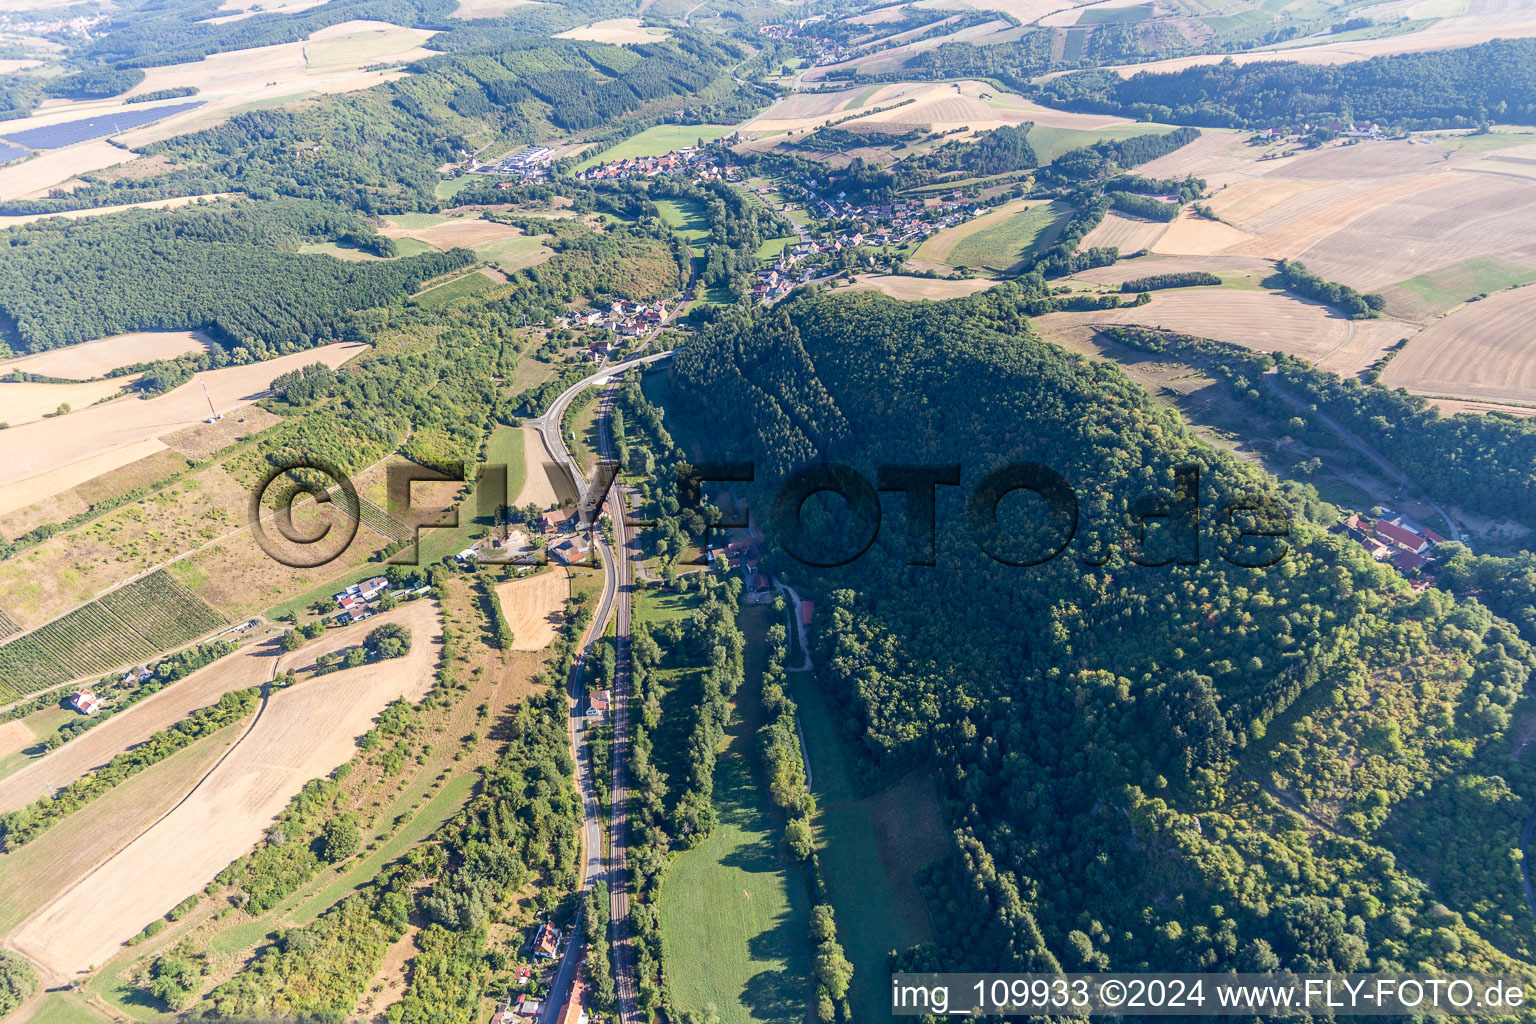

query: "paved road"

left=533, top=350, right=672, bottom=1024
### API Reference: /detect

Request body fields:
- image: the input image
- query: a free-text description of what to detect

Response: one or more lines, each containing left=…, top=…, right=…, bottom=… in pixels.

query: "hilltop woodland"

left=1034, top=38, right=1536, bottom=129
left=668, top=286, right=1536, bottom=983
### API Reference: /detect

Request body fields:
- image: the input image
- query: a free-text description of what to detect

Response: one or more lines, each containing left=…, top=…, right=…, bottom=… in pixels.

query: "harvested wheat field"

left=1296, top=174, right=1536, bottom=306
left=1078, top=211, right=1171, bottom=253
left=496, top=569, right=570, bottom=651
left=107, top=21, right=438, bottom=149
left=450, top=0, right=539, bottom=17
left=1032, top=288, right=1409, bottom=372
left=1381, top=286, right=1536, bottom=403
left=1205, top=177, right=1334, bottom=224
left=0, top=140, right=129, bottom=202
left=1152, top=208, right=1256, bottom=255
left=1068, top=253, right=1274, bottom=288
left=381, top=215, right=523, bottom=249
left=1092, top=0, right=1536, bottom=76
left=0, top=719, right=32, bottom=760
left=0, top=639, right=272, bottom=815
left=847, top=274, right=996, bottom=300
left=0, top=723, right=243, bottom=938
left=1229, top=173, right=1470, bottom=261
left=938, top=0, right=1088, bottom=19
left=513, top=426, right=572, bottom=507
left=0, top=331, right=212, bottom=381
left=0, top=605, right=431, bottom=814
left=0, top=439, right=168, bottom=521
left=0, top=343, right=367, bottom=501
left=0, top=377, right=134, bottom=426
left=0, top=194, right=235, bottom=230
left=556, top=18, right=669, bottom=42
left=10, top=600, right=441, bottom=977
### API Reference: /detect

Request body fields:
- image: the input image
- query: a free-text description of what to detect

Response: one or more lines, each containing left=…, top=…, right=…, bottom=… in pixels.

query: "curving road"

left=534, top=347, right=673, bottom=1024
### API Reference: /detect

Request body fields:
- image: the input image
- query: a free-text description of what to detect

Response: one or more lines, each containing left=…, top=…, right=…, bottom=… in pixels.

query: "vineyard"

left=0, top=570, right=227, bottom=700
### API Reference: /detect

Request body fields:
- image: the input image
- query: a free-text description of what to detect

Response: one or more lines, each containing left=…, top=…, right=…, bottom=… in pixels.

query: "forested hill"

left=1035, top=39, right=1536, bottom=129
left=0, top=199, right=471, bottom=354
left=671, top=289, right=1536, bottom=977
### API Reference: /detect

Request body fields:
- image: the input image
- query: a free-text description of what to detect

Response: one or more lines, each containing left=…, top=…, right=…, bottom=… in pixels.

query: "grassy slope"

left=658, top=605, right=812, bottom=1024
left=948, top=199, right=1072, bottom=272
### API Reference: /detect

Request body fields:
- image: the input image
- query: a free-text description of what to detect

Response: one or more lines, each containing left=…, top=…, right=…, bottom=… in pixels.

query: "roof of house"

left=1391, top=549, right=1427, bottom=572
left=801, top=601, right=815, bottom=627
left=1374, top=520, right=1427, bottom=552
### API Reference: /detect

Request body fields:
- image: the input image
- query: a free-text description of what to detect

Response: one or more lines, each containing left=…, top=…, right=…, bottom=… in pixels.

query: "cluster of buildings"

left=576, top=146, right=734, bottom=183
left=1259, top=121, right=1384, bottom=141
left=470, top=146, right=556, bottom=184
left=458, top=505, right=596, bottom=567
left=488, top=923, right=589, bottom=1024
left=1339, top=512, right=1448, bottom=585
left=756, top=19, right=851, bottom=64
left=557, top=300, right=667, bottom=341
left=333, top=575, right=391, bottom=624
left=783, top=174, right=984, bottom=239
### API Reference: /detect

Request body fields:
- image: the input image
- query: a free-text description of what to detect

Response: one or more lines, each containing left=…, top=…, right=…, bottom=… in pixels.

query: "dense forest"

left=1034, top=39, right=1536, bottom=129
left=668, top=286, right=1536, bottom=982
left=0, top=199, right=469, bottom=355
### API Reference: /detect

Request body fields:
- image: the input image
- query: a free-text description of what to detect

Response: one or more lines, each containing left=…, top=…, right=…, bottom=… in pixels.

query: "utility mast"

left=202, top=379, right=222, bottom=423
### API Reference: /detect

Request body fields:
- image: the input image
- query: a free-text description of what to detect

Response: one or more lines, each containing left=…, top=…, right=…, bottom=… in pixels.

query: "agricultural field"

left=845, top=274, right=997, bottom=300
left=1380, top=285, right=1536, bottom=403
left=0, top=635, right=273, bottom=814
left=740, top=80, right=1139, bottom=145
left=0, top=331, right=211, bottom=381
left=789, top=667, right=945, bottom=1024
left=914, top=198, right=1071, bottom=273
left=576, top=124, right=738, bottom=171
left=0, top=376, right=136, bottom=427
left=0, top=570, right=227, bottom=699
left=660, top=607, right=812, bottom=1024
left=1032, top=286, right=1416, bottom=376
left=495, top=569, right=570, bottom=650
left=554, top=17, right=670, bottom=43
left=11, top=599, right=441, bottom=977
left=0, top=721, right=244, bottom=936
left=0, top=342, right=367, bottom=515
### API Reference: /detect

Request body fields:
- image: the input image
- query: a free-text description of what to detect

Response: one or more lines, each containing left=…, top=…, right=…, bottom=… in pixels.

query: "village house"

left=71, top=689, right=102, bottom=715
left=533, top=922, right=561, bottom=959
left=550, top=534, right=592, bottom=566
left=586, top=689, right=611, bottom=718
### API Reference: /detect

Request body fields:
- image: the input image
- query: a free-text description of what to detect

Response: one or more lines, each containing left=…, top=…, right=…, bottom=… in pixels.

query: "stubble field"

left=10, top=599, right=441, bottom=978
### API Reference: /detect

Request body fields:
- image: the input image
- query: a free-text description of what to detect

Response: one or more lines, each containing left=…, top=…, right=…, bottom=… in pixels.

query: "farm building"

left=550, top=536, right=592, bottom=565
left=541, top=507, right=579, bottom=533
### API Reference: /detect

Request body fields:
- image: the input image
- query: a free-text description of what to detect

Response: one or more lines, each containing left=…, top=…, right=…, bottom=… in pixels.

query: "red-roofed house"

left=1374, top=520, right=1428, bottom=554
left=71, top=689, right=102, bottom=715
left=534, top=922, right=560, bottom=959
left=1391, top=549, right=1427, bottom=573
left=1422, top=528, right=1449, bottom=545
